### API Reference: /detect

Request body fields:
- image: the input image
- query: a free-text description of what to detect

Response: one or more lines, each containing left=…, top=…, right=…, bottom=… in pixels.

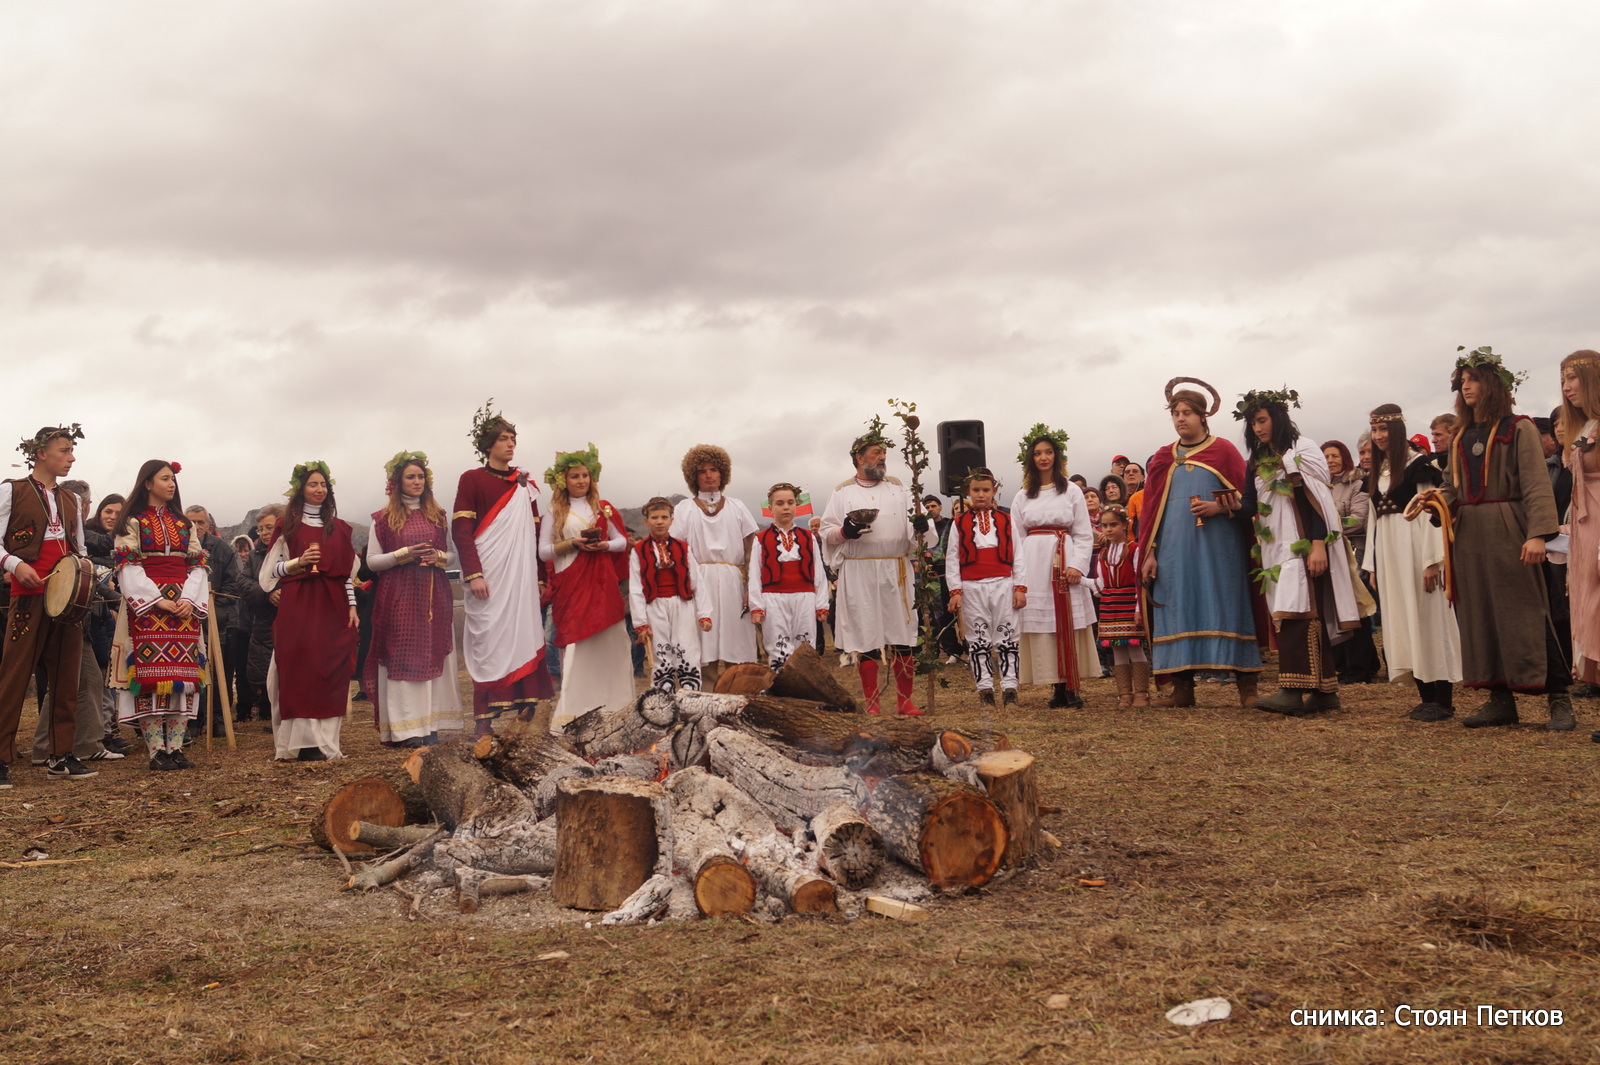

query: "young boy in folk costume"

left=1085, top=505, right=1150, bottom=708
left=629, top=498, right=713, bottom=693
left=748, top=483, right=828, bottom=671
left=451, top=403, right=554, bottom=738
left=0, top=425, right=92, bottom=787
left=1424, top=348, right=1569, bottom=730
left=946, top=470, right=1022, bottom=707
left=1238, top=388, right=1362, bottom=716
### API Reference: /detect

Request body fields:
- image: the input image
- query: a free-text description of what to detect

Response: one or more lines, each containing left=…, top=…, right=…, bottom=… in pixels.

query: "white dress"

left=1362, top=467, right=1463, bottom=684
left=539, top=496, right=635, bottom=729
left=818, top=478, right=918, bottom=653
left=1009, top=484, right=1097, bottom=685
left=365, top=496, right=464, bottom=744
left=672, top=493, right=758, bottom=665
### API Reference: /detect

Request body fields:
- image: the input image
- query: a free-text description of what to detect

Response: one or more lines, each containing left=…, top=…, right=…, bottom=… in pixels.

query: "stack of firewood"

left=310, top=645, right=1046, bottom=923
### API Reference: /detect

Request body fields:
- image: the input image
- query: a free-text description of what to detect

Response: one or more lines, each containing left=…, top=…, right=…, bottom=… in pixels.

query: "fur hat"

left=681, top=444, right=732, bottom=493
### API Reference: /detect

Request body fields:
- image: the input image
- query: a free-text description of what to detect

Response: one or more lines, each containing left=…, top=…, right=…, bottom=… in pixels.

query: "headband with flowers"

left=285, top=459, right=335, bottom=498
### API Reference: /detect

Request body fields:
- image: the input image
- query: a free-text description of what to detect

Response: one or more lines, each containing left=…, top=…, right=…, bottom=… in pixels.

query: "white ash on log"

left=768, top=642, right=860, bottom=711
left=552, top=776, right=675, bottom=911
left=601, top=873, right=678, bottom=925
left=344, top=827, right=448, bottom=891
left=592, top=753, right=668, bottom=782
left=743, top=833, right=837, bottom=914
left=532, top=765, right=596, bottom=821
left=473, top=728, right=586, bottom=791
left=973, top=750, right=1040, bottom=866
left=418, top=744, right=535, bottom=832
left=736, top=695, right=938, bottom=774
left=864, top=774, right=1007, bottom=888
left=455, top=869, right=550, bottom=914
left=348, top=821, right=444, bottom=851
left=562, top=692, right=678, bottom=759
left=705, top=727, right=868, bottom=830
left=810, top=802, right=886, bottom=890
left=663, top=769, right=758, bottom=917
left=433, top=818, right=556, bottom=879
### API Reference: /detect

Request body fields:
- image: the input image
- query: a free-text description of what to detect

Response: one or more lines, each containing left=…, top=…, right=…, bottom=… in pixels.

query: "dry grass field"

left=4, top=656, right=1599, bottom=1065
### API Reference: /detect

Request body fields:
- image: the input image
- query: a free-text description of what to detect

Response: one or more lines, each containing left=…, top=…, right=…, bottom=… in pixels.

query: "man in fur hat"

left=672, top=444, right=758, bottom=685
left=818, top=420, right=926, bottom=715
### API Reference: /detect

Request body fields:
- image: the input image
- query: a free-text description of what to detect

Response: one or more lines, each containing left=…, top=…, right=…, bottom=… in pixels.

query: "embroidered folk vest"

left=3, top=478, right=78, bottom=561
left=757, top=525, right=817, bottom=590
left=634, top=537, right=695, bottom=601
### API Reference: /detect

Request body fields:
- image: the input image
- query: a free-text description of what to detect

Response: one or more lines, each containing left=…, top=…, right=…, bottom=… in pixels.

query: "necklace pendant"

left=1471, top=441, right=1485, bottom=457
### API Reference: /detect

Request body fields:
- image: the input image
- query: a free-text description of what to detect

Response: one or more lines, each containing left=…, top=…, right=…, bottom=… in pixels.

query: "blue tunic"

left=1149, top=453, right=1262, bottom=674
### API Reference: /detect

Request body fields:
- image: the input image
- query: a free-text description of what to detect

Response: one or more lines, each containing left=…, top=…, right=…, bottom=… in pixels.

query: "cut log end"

left=920, top=793, right=1007, bottom=888
left=312, top=778, right=408, bottom=855
left=788, top=877, right=839, bottom=914
left=691, top=855, right=758, bottom=917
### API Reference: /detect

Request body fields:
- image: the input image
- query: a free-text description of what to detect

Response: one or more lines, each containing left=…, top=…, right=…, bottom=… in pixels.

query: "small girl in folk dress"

left=109, top=460, right=210, bottom=770
left=1084, top=505, right=1151, bottom=708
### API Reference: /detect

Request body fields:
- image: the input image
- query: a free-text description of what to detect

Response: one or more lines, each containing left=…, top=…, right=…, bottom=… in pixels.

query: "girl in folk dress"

left=1009, top=425, right=1096, bottom=709
left=1361, top=405, right=1462, bottom=722
left=748, top=484, right=829, bottom=671
left=629, top=498, right=712, bottom=692
left=1557, top=350, right=1600, bottom=690
left=260, top=462, right=360, bottom=760
left=1084, top=506, right=1150, bottom=708
left=363, top=452, right=462, bottom=747
left=109, top=460, right=210, bottom=771
left=538, top=445, right=634, bottom=729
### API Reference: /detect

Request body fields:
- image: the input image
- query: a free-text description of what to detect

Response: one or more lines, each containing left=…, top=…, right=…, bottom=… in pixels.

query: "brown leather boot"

left=1130, top=660, right=1152, bottom=708
left=1155, top=671, right=1195, bottom=708
left=1112, top=663, right=1133, bottom=709
left=1236, top=671, right=1259, bottom=709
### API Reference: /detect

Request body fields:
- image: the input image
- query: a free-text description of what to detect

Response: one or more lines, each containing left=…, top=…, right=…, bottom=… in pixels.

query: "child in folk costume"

left=629, top=498, right=712, bottom=692
left=109, top=459, right=210, bottom=771
left=946, top=469, right=1023, bottom=707
left=1084, top=505, right=1151, bottom=708
left=1239, top=389, right=1362, bottom=716
left=748, top=483, right=829, bottom=670
left=1362, top=404, right=1462, bottom=722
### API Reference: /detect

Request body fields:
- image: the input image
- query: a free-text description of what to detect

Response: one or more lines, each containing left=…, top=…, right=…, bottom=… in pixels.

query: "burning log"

left=810, top=802, right=885, bottom=890
left=864, top=774, right=1007, bottom=888
left=973, top=750, right=1040, bottom=866
left=704, top=727, right=868, bottom=829
left=418, top=744, right=535, bottom=832
left=455, top=868, right=550, bottom=914
left=663, top=770, right=758, bottom=917
left=348, top=821, right=443, bottom=851
left=592, top=753, right=667, bottom=781
left=562, top=692, right=678, bottom=759
left=473, top=728, right=586, bottom=791
left=712, top=662, right=775, bottom=694
left=768, top=642, right=860, bottom=711
left=552, top=776, right=673, bottom=911
left=433, top=818, right=556, bottom=878
left=738, top=695, right=935, bottom=768
left=309, top=777, right=412, bottom=855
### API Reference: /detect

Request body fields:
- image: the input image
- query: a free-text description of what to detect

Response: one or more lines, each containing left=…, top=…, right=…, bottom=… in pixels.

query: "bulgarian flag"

left=762, top=492, right=813, bottom=519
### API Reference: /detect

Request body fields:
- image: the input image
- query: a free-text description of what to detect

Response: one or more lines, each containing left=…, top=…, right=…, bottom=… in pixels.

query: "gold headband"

left=1369, top=412, right=1405, bottom=425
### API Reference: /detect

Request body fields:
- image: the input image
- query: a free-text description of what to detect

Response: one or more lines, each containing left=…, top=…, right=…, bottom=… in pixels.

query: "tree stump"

left=864, top=774, right=1007, bottom=888
left=309, top=777, right=409, bottom=855
left=810, top=802, right=885, bottom=890
left=474, top=728, right=586, bottom=791
left=552, top=777, right=670, bottom=911
left=769, top=642, right=860, bottom=712
left=712, top=662, right=775, bottom=694
left=973, top=750, right=1040, bottom=866
left=704, top=727, right=868, bottom=828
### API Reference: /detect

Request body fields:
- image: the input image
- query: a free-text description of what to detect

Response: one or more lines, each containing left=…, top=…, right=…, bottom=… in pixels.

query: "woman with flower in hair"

left=539, top=445, right=633, bottom=728
left=1557, top=350, right=1600, bottom=692
left=1009, top=424, right=1096, bottom=708
left=108, top=459, right=210, bottom=770
left=1239, top=389, right=1361, bottom=715
left=259, top=461, right=359, bottom=760
left=364, top=452, right=461, bottom=747
left=1428, top=347, right=1567, bottom=729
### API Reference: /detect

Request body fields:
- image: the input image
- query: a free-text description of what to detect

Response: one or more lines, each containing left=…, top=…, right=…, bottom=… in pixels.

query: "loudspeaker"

left=937, top=421, right=986, bottom=497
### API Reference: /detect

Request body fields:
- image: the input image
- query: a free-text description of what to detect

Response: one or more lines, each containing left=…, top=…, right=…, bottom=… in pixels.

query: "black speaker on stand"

left=937, top=421, right=986, bottom=497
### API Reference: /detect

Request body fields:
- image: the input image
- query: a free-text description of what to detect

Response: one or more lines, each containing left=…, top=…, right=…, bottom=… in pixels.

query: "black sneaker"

left=169, top=749, right=196, bottom=770
left=44, top=754, right=98, bottom=780
left=84, top=748, right=126, bottom=761
left=103, top=734, right=133, bottom=756
left=0, top=762, right=11, bottom=789
left=149, top=751, right=179, bottom=771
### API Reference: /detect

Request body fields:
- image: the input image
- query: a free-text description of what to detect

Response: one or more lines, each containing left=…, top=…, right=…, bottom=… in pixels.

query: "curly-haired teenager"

left=672, top=444, right=758, bottom=686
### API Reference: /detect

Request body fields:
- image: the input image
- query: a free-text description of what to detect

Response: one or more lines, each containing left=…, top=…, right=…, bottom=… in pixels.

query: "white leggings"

left=1111, top=645, right=1149, bottom=665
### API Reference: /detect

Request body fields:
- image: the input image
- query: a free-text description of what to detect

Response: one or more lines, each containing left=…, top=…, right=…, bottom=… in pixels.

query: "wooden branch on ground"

left=455, top=868, right=551, bottom=913
left=348, top=821, right=444, bottom=851
left=433, top=818, right=557, bottom=878
left=344, top=827, right=447, bottom=891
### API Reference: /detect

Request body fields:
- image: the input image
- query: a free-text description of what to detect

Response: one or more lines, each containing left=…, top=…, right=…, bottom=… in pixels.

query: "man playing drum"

left=0, top=425, right=95, bottom=787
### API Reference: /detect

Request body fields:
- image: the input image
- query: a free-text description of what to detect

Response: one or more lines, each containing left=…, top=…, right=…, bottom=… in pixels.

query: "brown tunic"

left=1440, top=416, right=1560, bottom=690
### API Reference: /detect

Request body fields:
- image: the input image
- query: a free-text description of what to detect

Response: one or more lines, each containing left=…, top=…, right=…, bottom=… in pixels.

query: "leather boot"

left=1255, top=688, right=1305, bottom=714
left=1299, top=690, right=1342, bottom=714
left=1048, top=682, right=1070, bottom=708
left=1236, top=671, right=1259, bottom=709
left=978, top=691, right=996, bottom=707
left=1547, top=691, right=1576, bottom=732
left=1130, top=660, right=1152, bottom=708
left=892, top=654, right=921, bottom=716
left=1112, top=663, right=1133, bottom=708
left=858, top=658, right=882, bottom=714
left=1463, top=688, right=1519, bottom=728
left=1156, top=671, right=1195, bottom=708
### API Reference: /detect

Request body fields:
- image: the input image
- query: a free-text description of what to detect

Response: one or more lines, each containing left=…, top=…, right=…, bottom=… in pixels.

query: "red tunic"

left=550, top=499, right=628, bottom=647
left=634, top=536, right=694, bottom=602
left=451, top=465, right=548, bottom=586
left=364, top=508, right=454, bottom=727
left=756, top=526, right=818, bottom=591
left=273, top=519, right=360, bottom=720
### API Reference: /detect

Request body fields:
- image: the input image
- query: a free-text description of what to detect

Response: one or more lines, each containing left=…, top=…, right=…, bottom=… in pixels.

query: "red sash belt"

left=141, top=555, right=188, bottom=584
left=1026, top=525, right=1080, bottom=687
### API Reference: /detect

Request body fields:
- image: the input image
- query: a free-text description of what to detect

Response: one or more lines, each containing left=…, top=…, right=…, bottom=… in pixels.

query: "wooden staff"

left=205, top=592, right=236, bottom=750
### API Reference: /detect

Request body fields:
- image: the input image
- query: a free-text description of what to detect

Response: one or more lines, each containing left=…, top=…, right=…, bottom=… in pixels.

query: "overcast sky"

left=5, top=0, right=1595, bottom=527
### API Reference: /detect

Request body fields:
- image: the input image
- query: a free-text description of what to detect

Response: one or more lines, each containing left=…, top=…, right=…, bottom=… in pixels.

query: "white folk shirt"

left=819, top=477, right=917, bottom=652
